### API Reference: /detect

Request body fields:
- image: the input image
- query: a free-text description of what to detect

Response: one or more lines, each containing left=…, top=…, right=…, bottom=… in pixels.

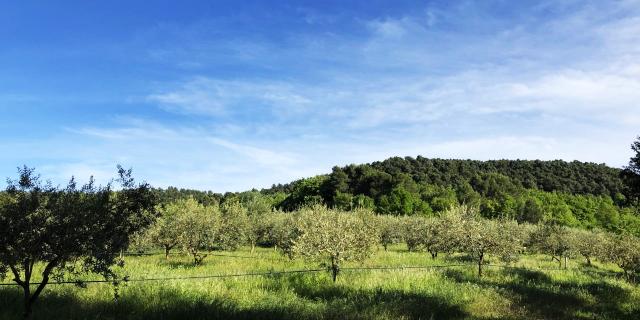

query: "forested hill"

left=262, top=157, right=638, bottom=233
left=267, top=157, right=624, bottom=201
left=152, top=157, right=637, bottom=234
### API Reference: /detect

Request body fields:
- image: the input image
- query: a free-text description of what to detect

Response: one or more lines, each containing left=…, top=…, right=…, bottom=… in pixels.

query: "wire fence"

left=0, top=262, right=623, bottom=287
left=123, top=251, right=288, bottom=262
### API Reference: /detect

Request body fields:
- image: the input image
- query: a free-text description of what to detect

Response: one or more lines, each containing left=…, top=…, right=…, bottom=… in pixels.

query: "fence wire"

left=0, top=262, right=623, bottom=287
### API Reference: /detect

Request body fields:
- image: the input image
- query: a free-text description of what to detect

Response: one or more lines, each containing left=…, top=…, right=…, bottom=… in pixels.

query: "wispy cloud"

left=2, top=1, right=639, bottom=190
left=147, top=77, right=312, bottom=117
left=58, top=119, right=307, bottom=191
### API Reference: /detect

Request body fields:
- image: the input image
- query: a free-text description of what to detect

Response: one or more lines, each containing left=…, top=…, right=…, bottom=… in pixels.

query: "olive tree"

left=145, top=200, right=187, bottom=259
left=570, top=228, right=609, bottom=266
left=402, top=215, right=429, bottom=252
left=218, top=200, right=251, bottom=251
left=0, top=166, right=156, bottom=318
left=174, top=199, right=221, bottom=265
left=452, top=207, right=525, bottom=276
left=530, top=224, right=575, bottom=269
left=265, top=211, right=300, bottom=258
left=422, top=216, right=457, bottom=259
left=290, top=206, right=379, bottom=282
left=376, top=215, right=403, bottom=251
left=604, top=233, right=640, bottom=281
left=239, top=191, right=273, bottom=253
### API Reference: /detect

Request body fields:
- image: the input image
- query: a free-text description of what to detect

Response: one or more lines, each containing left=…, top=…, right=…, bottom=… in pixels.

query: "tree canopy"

left=0, top=166, right=157, bottom=317
left=622, top=136, right=640, bottom=209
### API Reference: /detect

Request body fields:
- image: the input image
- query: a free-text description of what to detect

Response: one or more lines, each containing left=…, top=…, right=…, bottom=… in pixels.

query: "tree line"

left=133, top=200, right=640, bottom=282
left=150, top=161, right=640, bottom=235
left=258, top=147, right=640, bottom=235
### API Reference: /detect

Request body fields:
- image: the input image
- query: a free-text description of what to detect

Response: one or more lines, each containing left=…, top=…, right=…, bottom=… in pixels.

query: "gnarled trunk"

left=164, top=245, right=171, bottom=260
left=477, top=252, right=484, bottom=277
left=11, top=259, right=58, bottom=319
left=330, top=256, right=340, bottom=283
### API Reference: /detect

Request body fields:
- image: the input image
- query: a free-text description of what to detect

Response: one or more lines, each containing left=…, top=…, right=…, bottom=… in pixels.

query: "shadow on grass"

left=442, top=254, right=475, bottom=263
left=2, top=267, right=636, bottom=320
left=0, top=273, right=470, bottom=320
left=0, top=285, right=324, bottom=320
left=159, top=260, right=201, bottom=269
left=263, top=273, right=469, bottom=320
left=443, top=267, right=639, bottom=320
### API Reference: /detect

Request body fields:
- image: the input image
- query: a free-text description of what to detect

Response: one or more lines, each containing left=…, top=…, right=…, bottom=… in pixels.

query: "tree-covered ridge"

left=369, top=158, right=624, bottom=197
left=149, top=150, right=640, bottom=235
left=262, top=157, right=638, bottom=234
left=269, top=157, right=624, bottom=199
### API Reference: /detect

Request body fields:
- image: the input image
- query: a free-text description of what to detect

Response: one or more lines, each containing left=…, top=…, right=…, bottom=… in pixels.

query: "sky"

left=0, top=0, right=639, bottom=191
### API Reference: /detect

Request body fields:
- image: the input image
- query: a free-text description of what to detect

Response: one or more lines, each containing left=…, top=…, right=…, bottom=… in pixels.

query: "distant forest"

left=155, top=157, right=640, bottom=236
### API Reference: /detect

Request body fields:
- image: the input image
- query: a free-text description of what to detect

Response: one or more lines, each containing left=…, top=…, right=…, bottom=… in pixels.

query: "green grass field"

left=1, top=245, right=639, bottom=320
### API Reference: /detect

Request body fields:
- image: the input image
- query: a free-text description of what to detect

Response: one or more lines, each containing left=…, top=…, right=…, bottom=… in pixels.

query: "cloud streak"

left=2, top=0, right=639, bottom=190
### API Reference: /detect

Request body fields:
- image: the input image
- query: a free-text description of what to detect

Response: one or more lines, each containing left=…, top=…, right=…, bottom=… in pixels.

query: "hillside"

left=263, top=157, right=638, bottom=234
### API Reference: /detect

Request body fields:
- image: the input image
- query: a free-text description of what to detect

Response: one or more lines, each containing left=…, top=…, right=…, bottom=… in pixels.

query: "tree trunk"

left=564, top=256, right=568, bottom=269
left=251, top=243, right=256, bottom=254
left=22, top=284, right=32, bottom=319
left=383, top=244, right=388, bottom=251
left=552, top=256, right=561, bottom=268
left=164, top=245, right=171, bottom=260
left=477, top=253, right=484, bottom=277
left=430, top=251, right=438, bottom=259
left=12, top=259, right=57, bottom=319
left=331, top=265, right=339, bottom=283
left=586, top=256, right=591, bottom=266
left=25, top=278, right=50, bottom=319
left=331, top=257, right=339, bottom=283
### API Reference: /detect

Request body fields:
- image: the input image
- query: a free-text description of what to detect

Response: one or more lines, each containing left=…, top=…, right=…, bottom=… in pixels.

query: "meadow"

left=1, top=245, right=638, bottom=320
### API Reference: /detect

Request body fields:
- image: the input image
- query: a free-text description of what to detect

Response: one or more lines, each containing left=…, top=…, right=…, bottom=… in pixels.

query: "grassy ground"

left=1, top=245, right=639, bottom=319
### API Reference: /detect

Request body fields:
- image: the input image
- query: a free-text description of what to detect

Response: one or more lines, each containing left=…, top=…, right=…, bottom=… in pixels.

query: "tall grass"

left=1, top=245, right=638, bottom=319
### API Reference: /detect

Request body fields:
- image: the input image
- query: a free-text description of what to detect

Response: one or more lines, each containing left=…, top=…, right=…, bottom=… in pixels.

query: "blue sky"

left=1, top=0, right=639, bottom=191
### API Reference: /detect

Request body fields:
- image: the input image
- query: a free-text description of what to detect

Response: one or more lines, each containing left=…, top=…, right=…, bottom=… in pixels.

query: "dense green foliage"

left=0, top=166, right=156, bottom=317
left=622, top=136, right=640, bottom=209
left=148, top=144, right=640, bottom=236
left=133, top=200, right=640, bottom=283
left=261, top=158, right=640, bottom=235
left=4, top=179, right=640, bottom=319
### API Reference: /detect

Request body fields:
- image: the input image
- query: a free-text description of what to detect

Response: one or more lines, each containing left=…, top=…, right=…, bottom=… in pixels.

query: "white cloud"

left=208, top=137, right=297, bottom=167
left=51, top=120, right=310, bottom=191
left=8, top=1, right=639, bottom=191
left=366, top=19, right=409, bottom=38
left=146, top=77, right=312, bottom=116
